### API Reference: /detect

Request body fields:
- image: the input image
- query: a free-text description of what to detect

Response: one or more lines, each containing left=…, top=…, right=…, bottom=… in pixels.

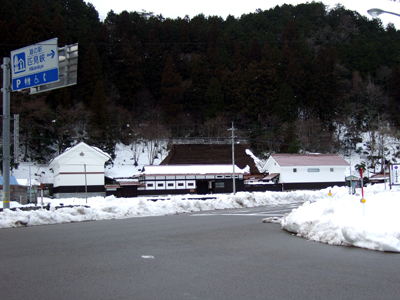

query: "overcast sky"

left=85, top=0, right=400, bottom=28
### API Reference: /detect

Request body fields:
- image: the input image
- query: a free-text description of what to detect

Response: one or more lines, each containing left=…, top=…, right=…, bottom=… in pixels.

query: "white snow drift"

left=1, top=184, right=400, bottom=253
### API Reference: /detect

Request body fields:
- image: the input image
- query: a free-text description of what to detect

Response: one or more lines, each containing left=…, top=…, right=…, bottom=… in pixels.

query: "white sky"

left=85, top=0, right=400, bottom=29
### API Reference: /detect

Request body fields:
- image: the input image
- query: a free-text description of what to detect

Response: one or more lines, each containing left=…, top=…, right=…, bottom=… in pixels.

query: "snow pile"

left=281, top=185, right=400, bottom=252
left=0, top=190, right=316, bottom=229
left=2, top=184, right=400, bottom=253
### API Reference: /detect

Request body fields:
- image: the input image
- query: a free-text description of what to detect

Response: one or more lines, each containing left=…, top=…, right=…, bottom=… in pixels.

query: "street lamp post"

left=368, top=8, right=400, bottom=18
left=368, top=8, right=398, bottom=189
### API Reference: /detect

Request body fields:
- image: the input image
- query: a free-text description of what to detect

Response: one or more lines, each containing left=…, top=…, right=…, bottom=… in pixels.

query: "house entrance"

left=196, top=180, right=210, bottom=194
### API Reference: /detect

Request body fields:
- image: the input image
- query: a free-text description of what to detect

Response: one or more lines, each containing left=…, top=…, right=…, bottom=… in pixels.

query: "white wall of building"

left=264, top=156, right=347, bottom=183
left=50, top=142, right=110, bottom=189
left=279, top=166, right=346, bottom=183
left=53, top=173, right=105, bottom=187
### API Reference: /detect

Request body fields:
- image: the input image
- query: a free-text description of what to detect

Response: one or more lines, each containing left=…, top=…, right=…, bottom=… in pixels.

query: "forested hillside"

left=1, top=0, right=400, bottom=171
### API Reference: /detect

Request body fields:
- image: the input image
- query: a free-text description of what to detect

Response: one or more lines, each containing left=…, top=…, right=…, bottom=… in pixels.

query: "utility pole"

left=228, top=122, right=236, bottom=194
left=383, top=141, right=386, bottom=190
left=84, top=164, right=88, bottom=204
left=2, top=57, right=11, bottom=209
left=379, top=114, right=386, bottom=190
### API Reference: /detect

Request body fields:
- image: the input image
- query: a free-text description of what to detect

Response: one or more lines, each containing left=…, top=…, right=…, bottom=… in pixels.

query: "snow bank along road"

left=2, top=185, right=400, bottom=253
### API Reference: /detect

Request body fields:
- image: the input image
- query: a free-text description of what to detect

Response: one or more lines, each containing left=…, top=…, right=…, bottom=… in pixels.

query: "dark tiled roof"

left=271, top=154, right=349, bottom=167
left=160, top=144, right=260, bottom=174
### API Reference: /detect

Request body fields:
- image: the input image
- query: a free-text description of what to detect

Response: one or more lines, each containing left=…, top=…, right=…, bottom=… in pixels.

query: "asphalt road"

left=0, top=204, right=399, bottom=300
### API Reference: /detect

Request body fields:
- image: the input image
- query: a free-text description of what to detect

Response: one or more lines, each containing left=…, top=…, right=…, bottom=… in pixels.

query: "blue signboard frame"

left=11, top=38, right=59, bottom=91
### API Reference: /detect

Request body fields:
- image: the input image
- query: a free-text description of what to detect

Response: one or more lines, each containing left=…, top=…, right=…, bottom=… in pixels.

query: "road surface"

left=1, top=203, right=399, bottom=299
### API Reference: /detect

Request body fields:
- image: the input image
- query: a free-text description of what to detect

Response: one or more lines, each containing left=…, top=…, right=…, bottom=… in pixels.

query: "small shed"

left=369, top=173, right=389, bottom=184
left=0, top=176, right=27, bottom=203
left=105, top=180, right=142, bottom=197
left=263, top=153, right=349, bottom=190
left=49, top=142, right=111, bottom=198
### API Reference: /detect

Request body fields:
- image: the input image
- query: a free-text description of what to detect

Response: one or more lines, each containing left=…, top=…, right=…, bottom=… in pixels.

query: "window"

left=293, top=168, right=297, bottom=173
left=215, top=182, right=225, bottom=188
left=177, top=183, right=184, bottom=187
left=147, top=183, right=154, bottom=187
left=307, top=168, right=320, bottom=172
left=157, top=183, right=164, bottom=187
left=188, top=183, right=194, bottom=187
left=168, top=183, right=174, bottom=187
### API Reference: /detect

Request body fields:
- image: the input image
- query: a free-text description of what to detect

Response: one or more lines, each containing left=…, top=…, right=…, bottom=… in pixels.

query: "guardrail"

left=0, top=204, right=90, bottom=213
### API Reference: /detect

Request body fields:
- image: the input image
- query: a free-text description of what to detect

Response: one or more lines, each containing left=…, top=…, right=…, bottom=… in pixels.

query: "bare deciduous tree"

left=141, top=109, right=170, bottom=165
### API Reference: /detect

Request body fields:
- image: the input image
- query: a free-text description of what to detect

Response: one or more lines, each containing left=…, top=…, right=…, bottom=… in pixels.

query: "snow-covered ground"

left=11, top=143, right=166, bottom=185
left=2, top=184, right=400, bottom=253
left=279, top=184, right=400, bottom=253
left=4, top=142, right=400, bottom=253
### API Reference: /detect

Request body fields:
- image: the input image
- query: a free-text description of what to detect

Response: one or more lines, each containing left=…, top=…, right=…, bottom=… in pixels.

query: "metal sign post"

left=1, top=38, right=78, bottom=209
left=2, top=57, right=11, bottom=209
left=228, top=122, right=236, bottom=194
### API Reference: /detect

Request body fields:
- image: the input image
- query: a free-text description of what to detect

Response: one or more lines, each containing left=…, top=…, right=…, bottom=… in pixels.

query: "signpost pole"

left=229, top=122, right=236, bottom=194
left=2, top=57, right=11, bottom=209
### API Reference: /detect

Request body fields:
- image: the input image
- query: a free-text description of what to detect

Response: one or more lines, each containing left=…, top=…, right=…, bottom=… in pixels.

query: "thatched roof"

left=160, top=144, right=260, bottom=174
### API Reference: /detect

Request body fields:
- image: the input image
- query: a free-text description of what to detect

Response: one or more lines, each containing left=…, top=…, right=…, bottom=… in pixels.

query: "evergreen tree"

left=2, top=0, right=400, bottom=157
left=16, top=1, right=51, bottom=44
left=87, top=80, right=115, bottom=159
left=307, top=44, right=342, bottom=126
left=184, top=54, right=211, bottom=125
left=389, top=67, right=400, bottom=128
left=204, top=77, right=224, bottom=120
left=113, top=34, right=143, bottom=109
left=161, top=55, right=184, bottom=125
left=79, top=44, right=103, bottom=106
left=272, top=83, right=297, bottom=123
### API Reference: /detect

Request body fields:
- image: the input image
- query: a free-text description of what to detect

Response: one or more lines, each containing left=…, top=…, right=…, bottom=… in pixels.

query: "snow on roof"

left=262, top=173, right=279, bottom=180
left=270, top=153, right=349, bottom=167
left=370, top=173, right=388, bottom=179
left=141, top=164, right=248, bottom=175
left=49, top=141, right=111, bottom=165
left=245, top=149, right=265, bottom=172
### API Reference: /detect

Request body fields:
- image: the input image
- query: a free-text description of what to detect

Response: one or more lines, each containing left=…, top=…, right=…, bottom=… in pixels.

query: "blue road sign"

left=12, top=68, right=59, bottom=90
left=11, top=38, right=59, bottom=91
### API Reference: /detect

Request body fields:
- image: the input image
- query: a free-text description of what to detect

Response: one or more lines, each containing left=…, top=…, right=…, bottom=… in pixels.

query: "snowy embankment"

left=0, top=190, right=316, bottom=229
left=280, top=185, right=400, bottom=252
left=2, top=185, right=400, bottom=253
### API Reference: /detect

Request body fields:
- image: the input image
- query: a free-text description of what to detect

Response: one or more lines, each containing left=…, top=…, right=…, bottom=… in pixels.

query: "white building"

left=138, top=164, right=248, bottom=195
left=49, top=142, right=111, bottom=198
left=263, top=153, right=349, bottom=190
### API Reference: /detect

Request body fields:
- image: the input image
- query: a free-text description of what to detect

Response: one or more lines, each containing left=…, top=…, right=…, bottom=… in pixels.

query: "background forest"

left=1, top=0, right=400, bottom=171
